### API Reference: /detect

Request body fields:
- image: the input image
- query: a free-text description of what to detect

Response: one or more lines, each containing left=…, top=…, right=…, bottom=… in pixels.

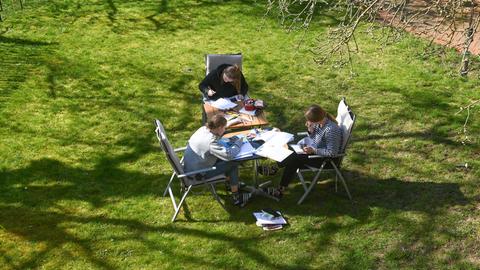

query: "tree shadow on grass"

left=269, top=168, right=471, bottom=268
left=0, top=163, right=472, bottom=269
left=0, top=203, right=310, bottom=269
left=0, top=36, right=57, bottom=97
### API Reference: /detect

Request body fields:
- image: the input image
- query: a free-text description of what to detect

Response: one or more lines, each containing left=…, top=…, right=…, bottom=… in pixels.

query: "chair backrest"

left=335, top=98, right=356, bottom=154
left=154, top=119, right=185, bottom=177
left=205, top=53, right=242, bottom=75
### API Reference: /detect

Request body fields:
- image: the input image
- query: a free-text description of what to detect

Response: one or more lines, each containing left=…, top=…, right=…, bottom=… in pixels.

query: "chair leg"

left=209, top=184, right=227, bottom=211
left=167, top=185, right=178, bottom=210
left=163, top=172, right=177, bottom=197
left=335, top=174, right=338, bottom=193
left=297, top=169, right=308, bottom=192
left=297, top=161, right=326, bottom=205
left=330, top=161, right=352, bottom=200
left=171, top=185, right=193, bottom=222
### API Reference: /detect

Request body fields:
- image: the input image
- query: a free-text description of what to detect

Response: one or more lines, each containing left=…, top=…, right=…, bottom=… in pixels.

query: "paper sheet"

left=289, top=144, right=305, bottom=154
left=255, top=144, right=292, bottom=162
left=226, top=118, right=241, bottom=127
left=208, top=98, right=237, bottom=110
left=290, top=137, right=314, bottom=154
left=253, top=130, right=293, bottom=143
left=252, top=130, right=277, bottom=142
left=234, top=141, right=256, bottom=159
left=253, top=131, right=294, bottom=162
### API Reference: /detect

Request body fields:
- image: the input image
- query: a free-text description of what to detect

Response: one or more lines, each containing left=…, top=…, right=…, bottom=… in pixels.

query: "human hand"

left=303, top=146, right=315, bottom=154
left=305, top=122, right=317, bottom=134
left=207, top=89, right=216, bottom=96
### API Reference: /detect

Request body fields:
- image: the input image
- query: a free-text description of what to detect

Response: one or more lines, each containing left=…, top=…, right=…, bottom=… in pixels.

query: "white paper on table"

left=253, top=131, right=293, bottom=144
left=252, top=131, right=294, bottom=162
left=266, top=131, right=294, bottom=145
left=252, top=130, right=276, bottom=142
left=208, top=98, right=237, bottom=110
left=255, top=143, right=293, bottom=162
left=226, top=118, right=241, bottom=127
left=234, top=141, right=256, bottom=159
left=253, top=212, right=287, bottom=225
left=239, top=107, right=256, bottom=116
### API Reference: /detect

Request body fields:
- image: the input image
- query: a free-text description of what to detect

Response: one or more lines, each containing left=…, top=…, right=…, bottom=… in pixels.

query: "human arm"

left=199, top=72, right=217, bottom=97
left=313, top=125, right=342, bottom=156
left=209, top=137, right=242, bottom=161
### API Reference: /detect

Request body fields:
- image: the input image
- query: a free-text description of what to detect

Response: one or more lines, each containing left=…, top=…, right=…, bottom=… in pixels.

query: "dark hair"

left=305, top=105, right=337, bottom=123
left=222, top=64, right=242, bottom=93
left=206, top=114, right=227, bottom=129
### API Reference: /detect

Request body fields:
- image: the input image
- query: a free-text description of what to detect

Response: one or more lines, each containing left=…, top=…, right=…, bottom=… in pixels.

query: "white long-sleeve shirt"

left=183, top=126, right=241, bottom=173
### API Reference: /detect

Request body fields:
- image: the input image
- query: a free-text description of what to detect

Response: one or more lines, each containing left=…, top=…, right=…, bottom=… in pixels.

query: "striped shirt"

left=309, top=118, right=343, bottom=157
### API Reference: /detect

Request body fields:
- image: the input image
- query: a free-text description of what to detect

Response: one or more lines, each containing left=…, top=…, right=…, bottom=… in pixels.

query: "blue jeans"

left=204, top=160, right=239, bottom=187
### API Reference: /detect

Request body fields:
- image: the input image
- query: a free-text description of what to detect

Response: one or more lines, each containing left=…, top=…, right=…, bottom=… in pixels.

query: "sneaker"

left=232, top=192, right=252, bottom=207
left=262, top=187, right=283, bottom=199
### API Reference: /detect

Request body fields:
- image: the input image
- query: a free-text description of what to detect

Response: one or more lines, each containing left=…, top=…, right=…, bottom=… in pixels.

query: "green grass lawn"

left=1, top=0, right=480, bottom=269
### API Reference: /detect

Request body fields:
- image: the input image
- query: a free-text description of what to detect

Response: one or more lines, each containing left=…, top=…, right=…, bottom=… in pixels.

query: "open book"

left=254, top=131, right=294, bottom=162
left=253, top=210, right=287, bottom=231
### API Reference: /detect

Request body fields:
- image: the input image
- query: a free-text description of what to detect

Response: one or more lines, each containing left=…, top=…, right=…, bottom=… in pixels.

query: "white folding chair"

left=154, top=119, right=228, bottom=222
left=296, top=98, right=356, bottom=205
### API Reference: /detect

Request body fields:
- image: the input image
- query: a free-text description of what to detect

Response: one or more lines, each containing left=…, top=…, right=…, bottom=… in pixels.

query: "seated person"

left=266, top=105, right=343, bottom=198
left=183, top=114, right=251, bottom=207
left=199, top=64, right=248, bottom=101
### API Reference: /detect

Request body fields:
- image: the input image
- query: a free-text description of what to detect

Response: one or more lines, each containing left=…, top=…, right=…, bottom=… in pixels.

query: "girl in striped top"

left=267, top=105, right=343, bottom=198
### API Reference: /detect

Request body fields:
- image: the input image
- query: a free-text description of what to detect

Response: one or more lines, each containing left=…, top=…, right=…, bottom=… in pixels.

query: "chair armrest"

left=174, top=146, right=187, bottom=152
left=307, top=154, right=345, bottom=159
left=177, top=166, right=217, bottom=178
left=297, top=132, right=308, bottom=136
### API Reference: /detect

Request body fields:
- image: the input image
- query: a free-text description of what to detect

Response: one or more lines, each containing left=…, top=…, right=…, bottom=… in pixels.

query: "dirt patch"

left=379, top=0, right=480, bottom=55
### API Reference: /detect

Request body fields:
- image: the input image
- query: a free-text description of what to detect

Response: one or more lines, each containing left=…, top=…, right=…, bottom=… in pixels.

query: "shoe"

left=262, top=187, right=283, bottom=199
left=232, top=192, right=252, bottom=207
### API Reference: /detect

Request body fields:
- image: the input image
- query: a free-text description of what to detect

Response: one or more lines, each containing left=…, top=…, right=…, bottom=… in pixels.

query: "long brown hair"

left=206, top=114, right=227, bottom=130
left=222, top=64, right=242, bottom=94
left=305, top=105, right=337, bottom=124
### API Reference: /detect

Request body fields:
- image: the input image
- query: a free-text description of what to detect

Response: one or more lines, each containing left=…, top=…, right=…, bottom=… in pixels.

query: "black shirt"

left=198, top=64, right=249, bottom=100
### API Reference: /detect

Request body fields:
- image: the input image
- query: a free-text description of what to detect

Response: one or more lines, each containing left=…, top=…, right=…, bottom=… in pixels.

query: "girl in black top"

left=199, top=64, right=248, bottom=100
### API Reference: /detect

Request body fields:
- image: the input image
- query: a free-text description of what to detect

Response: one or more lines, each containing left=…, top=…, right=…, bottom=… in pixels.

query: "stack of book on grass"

left=253, top=209, right=287, bottom=231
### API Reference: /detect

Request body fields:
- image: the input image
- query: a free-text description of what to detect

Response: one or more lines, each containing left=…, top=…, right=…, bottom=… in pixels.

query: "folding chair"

left=205, top=53, right=243, bottom=76
left=296, top=98, right=356, bottom=205
left=202, top=53, right=243, bottom=124
left=154, top=119, right=229, bottom=222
